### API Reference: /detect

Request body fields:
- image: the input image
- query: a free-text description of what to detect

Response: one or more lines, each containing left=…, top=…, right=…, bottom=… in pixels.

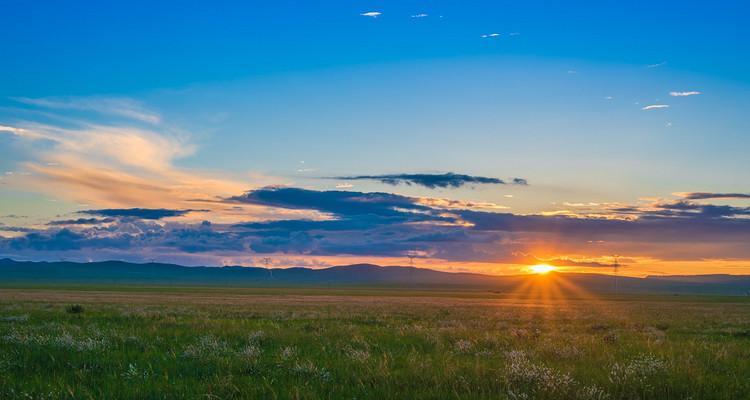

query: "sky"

left=1, top=1, right=750, bottom=276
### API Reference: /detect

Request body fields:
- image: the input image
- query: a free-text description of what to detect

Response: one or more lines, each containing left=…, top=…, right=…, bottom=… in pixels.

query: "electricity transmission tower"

left=59, top=257, right=65, bottom=282
left=612, top=254, right=620, bottom=294
left=262, top=257, right=273, bottom=280
left=149, top=259, right=156, bottom=282
left=407, top=254, right=416, bottom=288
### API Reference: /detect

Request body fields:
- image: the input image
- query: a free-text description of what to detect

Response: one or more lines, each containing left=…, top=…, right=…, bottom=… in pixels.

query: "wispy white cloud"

left=642, top=104, right=670, bottom=110
left=360, top=12, right=381, bottom=18
left=297, top=161, right=314, bottom=173
left=669, top=91, right=700, bottom=97
left=415, top=196, right=508, bottom=210
left=0, top=119, right=278, bottom=216
left=9, top=122, right=194, bottom=173
left=411, top=13, right=427, bottom=18
left=509, top=32, right=520, bottom=36
left=0, top=125, right=28, bottom=135
left=13, top=96, right=161, bottom=124
left=647, top=62, right=667, bottom=68
left=480, top=33, right=500, bottom=38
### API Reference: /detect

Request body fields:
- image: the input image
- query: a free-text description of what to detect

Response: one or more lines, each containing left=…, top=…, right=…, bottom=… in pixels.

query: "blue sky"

left=1, top=1, right=749, bottom=275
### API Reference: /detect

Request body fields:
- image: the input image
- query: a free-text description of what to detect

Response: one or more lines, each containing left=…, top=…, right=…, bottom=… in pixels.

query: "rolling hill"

left=0, top=258, right=748, bottom=295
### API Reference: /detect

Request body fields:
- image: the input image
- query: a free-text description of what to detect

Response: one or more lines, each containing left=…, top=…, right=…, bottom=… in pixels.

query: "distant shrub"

left=655, top=323, right=670, bottom=331
left=66, top=305, right=84, bottom=314
left=247, top=329, right=266, bottom=345
left=602, top=330, right=619, bottom=344
left=586, top=323, right=609, bottom=332
left=509, top=328, right=531, bottom=340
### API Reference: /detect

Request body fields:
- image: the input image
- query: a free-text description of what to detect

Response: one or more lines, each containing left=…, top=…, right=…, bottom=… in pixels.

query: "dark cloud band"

left=47, top=218, right=116, bottom=226
left=3, top=187, right=750, bottom=265
left=678, top=192, right=750, bottom=200
left=330, top=172, right=527, bottom=189
left=79, top=208, right=200, bottom=220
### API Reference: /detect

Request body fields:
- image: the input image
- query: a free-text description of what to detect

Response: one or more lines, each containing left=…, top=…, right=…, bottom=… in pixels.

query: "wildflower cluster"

left=180, top=334, right=236, bottom=360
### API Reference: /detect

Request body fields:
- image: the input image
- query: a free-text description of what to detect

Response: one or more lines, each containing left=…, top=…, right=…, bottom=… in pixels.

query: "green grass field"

left=1, top=287, right=748, bottom=399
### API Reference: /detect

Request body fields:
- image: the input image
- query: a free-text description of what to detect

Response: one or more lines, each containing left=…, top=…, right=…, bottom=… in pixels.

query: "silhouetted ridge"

left=0, top=259, right=748, bottom=294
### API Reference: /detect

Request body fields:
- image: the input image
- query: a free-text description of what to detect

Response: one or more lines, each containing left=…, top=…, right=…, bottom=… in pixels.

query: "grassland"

left=0, top=286, right=748, bottom=399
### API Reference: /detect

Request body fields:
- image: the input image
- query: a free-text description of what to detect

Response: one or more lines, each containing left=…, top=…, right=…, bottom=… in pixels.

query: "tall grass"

left=0, top=289, right=748, bottom=399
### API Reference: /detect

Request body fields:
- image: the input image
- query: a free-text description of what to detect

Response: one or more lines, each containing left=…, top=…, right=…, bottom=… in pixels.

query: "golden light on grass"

left=529, top=264, right=557, bottom=274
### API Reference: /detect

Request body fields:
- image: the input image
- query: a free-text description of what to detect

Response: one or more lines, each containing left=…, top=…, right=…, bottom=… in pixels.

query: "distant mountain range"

left=1, top=258, right=749, bottom=295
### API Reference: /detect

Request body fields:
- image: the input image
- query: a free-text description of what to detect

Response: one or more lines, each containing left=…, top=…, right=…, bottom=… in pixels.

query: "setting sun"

left=529, top=264, right=557, bottom=274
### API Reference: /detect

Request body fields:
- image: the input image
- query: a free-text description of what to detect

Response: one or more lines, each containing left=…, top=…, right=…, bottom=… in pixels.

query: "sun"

left=529, top=264, right=557, bottom=274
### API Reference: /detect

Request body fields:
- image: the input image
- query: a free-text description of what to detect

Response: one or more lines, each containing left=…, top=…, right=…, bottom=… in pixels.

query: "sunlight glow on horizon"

left=529, top=264, right=558, bottom=274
